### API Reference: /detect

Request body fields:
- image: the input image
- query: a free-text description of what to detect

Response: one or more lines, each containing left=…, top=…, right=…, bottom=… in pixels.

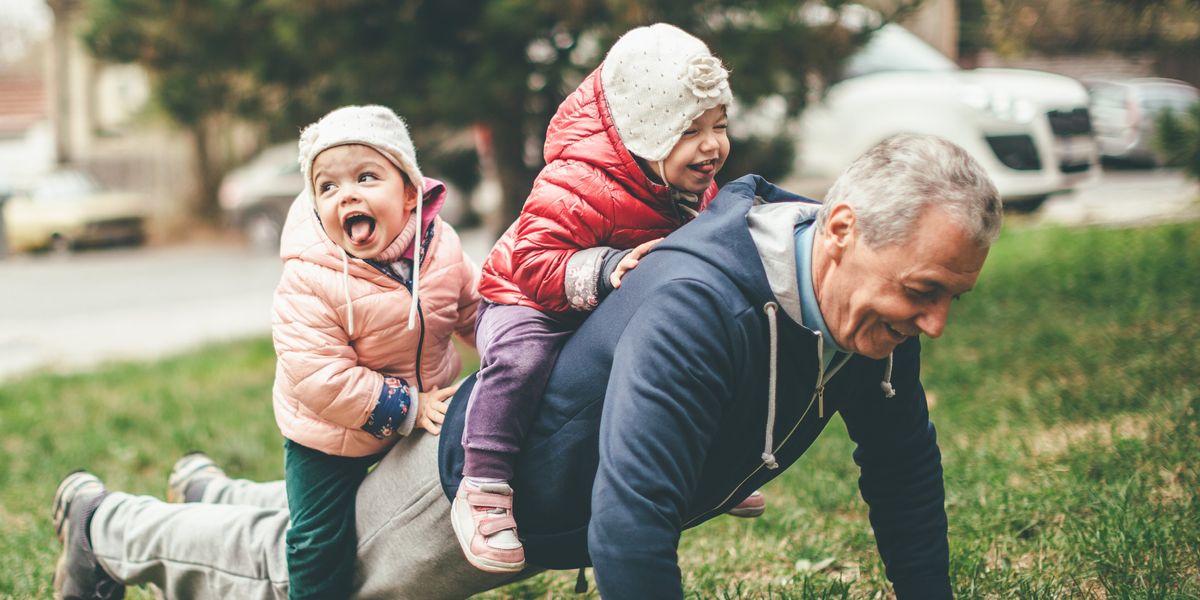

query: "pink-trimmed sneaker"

left=450, top=480, right=525, bottom=573
left=727, top=489, right=766, bottom=518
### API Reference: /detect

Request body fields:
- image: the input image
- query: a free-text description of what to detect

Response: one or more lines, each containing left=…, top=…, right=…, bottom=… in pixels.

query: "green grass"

left=3, top=221, right=1199, bottom=599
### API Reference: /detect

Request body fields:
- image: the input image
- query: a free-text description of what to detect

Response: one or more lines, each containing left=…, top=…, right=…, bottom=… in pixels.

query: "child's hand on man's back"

left=417, top=383, right=456, bottom=435
left=610, top=238, right=663, bottom=289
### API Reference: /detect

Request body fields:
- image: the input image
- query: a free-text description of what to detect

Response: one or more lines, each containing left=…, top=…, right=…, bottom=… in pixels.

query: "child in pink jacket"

left=272, top=105, right=479, bottom=600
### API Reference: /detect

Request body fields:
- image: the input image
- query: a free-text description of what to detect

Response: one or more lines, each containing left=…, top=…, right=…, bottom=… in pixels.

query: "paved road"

left=0, top=229, right=496, bottom=382
left=1038, top=167, right=1200, bottom=227
left=0, top=169, right=1194, bottom=382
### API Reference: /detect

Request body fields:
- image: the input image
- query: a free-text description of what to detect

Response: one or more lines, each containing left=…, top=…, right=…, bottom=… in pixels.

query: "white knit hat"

left=601, top=23, right=733, bottom=162
left=298, top=104, right=424, bottom=201
left=297, top=104, right=427, bottom=332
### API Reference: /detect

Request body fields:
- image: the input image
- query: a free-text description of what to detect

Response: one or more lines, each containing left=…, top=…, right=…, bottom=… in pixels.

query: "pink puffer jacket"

left=272, top=179, right=479, bottom=457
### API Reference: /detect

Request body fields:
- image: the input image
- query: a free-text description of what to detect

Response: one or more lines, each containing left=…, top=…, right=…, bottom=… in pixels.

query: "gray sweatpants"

left=90, top=431, right=528, bottom=599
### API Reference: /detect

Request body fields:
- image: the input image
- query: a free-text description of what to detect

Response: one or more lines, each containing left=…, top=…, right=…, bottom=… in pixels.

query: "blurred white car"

left=2, top=169, right=146, bottom=254
left=1086, top=77, right=1199, bottom=166
left=218, top=142, right=305, bottom=252
left=794, top=23, right=1097, bottom=210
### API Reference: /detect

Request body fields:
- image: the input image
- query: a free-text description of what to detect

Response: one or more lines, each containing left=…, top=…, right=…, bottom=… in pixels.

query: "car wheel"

left=49, top=234, right=73, bottom=256
left=244, top=210, right=283, bottom=252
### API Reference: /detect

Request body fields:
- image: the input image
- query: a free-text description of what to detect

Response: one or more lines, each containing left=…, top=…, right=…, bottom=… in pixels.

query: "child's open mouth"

left=688, top=158, right=717, bottom=174
left=343, top=213, right=377, bottom=245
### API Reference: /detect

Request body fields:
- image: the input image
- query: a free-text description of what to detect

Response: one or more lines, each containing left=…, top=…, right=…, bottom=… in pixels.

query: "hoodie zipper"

left=368, top=262, right=427, bottom=398
left=683, top=307, right=852, bottom=528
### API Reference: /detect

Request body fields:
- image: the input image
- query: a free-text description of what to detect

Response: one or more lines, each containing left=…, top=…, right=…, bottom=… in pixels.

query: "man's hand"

left=416, top=383, right=456, bottom=435
left=610, top=238, right=663, bottom=289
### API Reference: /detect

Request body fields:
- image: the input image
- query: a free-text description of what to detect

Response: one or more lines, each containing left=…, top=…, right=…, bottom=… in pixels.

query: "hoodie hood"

left=745, top=198, right=822, bottom=327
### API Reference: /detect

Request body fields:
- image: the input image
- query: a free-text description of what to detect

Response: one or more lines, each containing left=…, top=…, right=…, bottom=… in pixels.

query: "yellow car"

left=2, top=170, right=146, bottom=254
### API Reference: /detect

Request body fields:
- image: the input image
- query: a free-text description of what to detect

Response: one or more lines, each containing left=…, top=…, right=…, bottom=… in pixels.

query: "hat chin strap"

left=656, top=160, right=671, bottom=190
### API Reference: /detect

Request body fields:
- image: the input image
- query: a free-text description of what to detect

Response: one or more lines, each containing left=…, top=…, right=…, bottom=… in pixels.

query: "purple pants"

left=462, top=302, right=574, bottom=480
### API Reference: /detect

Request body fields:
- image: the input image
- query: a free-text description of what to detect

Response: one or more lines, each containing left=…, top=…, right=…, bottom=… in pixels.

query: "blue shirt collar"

left=795, top=222, right=848, bottom=364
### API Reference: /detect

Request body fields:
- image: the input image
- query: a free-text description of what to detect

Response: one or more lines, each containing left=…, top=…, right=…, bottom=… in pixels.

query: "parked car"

left=2, top=169, right=146, bottom=254
left=793, top=22, right=1098, bottom=211
left=218, top=142, right=305, bottom=252
left=1084, top=77, right=1199, bottom=166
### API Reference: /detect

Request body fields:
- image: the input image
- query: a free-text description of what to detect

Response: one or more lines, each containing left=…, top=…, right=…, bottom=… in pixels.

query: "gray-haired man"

left=53, top=133, right=1000, bottom=599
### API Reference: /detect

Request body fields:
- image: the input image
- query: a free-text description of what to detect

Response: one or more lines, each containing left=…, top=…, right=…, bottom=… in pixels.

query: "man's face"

left=816, top=205, right=989, bottom=359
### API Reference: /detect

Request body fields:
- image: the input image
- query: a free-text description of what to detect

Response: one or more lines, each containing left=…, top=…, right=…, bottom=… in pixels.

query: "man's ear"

left=823, top=203, right=857, bottom=261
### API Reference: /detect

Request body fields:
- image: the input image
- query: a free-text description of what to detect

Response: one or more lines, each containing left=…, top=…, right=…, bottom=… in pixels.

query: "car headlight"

left=962, top=86, right=1038, bottom=123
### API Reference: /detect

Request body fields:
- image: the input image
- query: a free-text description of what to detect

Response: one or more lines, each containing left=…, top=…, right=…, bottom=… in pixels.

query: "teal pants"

left=283, top=439, right=379, bottom=600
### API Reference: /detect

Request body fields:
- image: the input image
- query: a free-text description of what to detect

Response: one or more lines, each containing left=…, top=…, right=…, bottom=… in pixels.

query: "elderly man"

left=53, top=133, right=1000, bottom=600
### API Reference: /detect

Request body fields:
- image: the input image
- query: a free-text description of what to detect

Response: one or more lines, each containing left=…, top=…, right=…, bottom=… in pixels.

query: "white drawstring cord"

left=340, top=247, right=354, bottom=337
left=761, top=302, right=780, bottom=470
left=880, top=353, right=896, bottom=397
left=815, top=331, right=826, bottom=418
left=407, top=193, right=422, bottom=330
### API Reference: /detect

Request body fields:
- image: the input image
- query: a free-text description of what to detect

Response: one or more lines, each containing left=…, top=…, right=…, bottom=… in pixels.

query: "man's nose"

left=915, top=298, right=952, bottom=339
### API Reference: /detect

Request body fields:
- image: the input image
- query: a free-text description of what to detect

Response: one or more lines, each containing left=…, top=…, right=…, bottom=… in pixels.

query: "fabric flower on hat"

left=684, top=56, right=730, bottom=100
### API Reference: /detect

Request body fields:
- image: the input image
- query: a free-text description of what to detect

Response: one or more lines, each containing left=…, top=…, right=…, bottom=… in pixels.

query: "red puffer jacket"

left=478, top=66, right=718, bottom=316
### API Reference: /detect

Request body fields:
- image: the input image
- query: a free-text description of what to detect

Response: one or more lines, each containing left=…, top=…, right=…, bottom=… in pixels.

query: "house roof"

left=0, top=78, right=47, bottom=135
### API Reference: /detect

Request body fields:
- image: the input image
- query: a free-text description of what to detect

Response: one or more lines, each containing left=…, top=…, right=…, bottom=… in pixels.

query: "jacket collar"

left=744, top=183, right=822, bottom=326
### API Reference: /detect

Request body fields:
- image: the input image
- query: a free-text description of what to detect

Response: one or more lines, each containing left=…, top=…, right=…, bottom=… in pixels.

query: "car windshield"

left=32, top=171, right=101, bottom=203
left=1139, top=84, right=1199, bottom=114
left=842, top=24, right=958, bottom=80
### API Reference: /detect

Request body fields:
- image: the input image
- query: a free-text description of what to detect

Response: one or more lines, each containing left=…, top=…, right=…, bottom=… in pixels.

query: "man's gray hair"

left=815, top=134, right=1002, bottom=248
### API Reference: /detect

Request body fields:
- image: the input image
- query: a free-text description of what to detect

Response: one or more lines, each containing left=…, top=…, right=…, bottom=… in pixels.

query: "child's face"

left=661, top=106, right=729, bottom=194
left=311, top=144, right=416, bottom=259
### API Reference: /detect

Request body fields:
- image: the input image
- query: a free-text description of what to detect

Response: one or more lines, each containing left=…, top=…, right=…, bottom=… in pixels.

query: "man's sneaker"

left=450, top=480, right=525, bottom=573
left=166, top=452, right=226, bottom=504
left=52, top=471, right=124, bottom=600
left=727, top=489, right=767, bottom=518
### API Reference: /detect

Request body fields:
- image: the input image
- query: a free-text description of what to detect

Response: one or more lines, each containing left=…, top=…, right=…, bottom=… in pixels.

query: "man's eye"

left=907, top=287, right=936, bottom=300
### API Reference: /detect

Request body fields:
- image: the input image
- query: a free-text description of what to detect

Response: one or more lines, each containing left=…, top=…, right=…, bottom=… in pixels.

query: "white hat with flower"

left=600, top=23, right=733, bottom=162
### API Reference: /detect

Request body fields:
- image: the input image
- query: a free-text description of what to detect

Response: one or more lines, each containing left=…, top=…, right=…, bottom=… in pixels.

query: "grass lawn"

left=3, top=220, right=1198, bottom=599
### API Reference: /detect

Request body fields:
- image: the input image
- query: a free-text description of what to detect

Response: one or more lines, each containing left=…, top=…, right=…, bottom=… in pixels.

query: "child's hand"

left=610, top=238, right=663, bottom=289
left=416, top=384, right=456, bottom=435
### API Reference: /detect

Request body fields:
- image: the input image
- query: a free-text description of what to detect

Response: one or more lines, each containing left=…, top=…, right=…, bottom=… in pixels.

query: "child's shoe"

left=727, top=489, right=766, bottom=518
left=450, top=479, right=525, bottom=573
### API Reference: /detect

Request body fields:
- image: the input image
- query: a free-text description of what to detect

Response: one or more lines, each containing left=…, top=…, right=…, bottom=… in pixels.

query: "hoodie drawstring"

left=814, top=331, right=827, bottom=418
left=761, top=302, right=780, bottom=470
left=340, top=247, right=354, bottom=337
left=880, top=353, right=896, bottom=398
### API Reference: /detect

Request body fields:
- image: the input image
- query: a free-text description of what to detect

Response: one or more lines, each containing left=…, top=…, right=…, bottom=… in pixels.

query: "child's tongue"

left=349, top=219, right=372, bottom=243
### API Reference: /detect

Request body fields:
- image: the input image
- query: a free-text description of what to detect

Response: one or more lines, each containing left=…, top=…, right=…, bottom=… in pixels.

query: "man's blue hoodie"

left=441, top=175, right=951, bottom=599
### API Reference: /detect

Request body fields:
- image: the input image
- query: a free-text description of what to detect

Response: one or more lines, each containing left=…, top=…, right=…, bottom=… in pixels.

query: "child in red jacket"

left=452, top=23, right=760, bottom=573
